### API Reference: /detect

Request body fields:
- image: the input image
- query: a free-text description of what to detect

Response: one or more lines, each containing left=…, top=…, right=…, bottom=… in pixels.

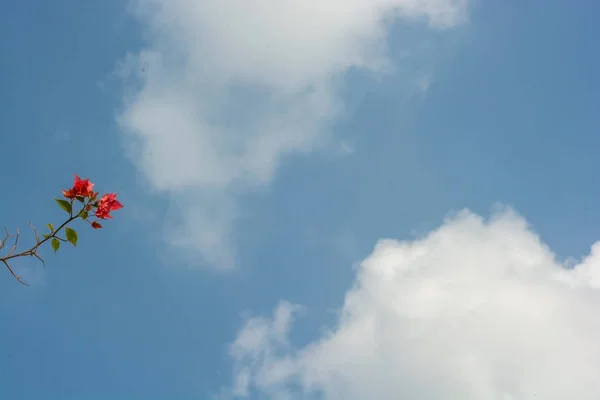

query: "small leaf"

left=76, top=196, right=85, bottom=203
left=47, top=223, right=55, bottom=232
left=80, top=210, right=88, bottom=220
left=55, top=199, right=72, bottom=214
left=51, top=238, right=60, bottom=252
left=65, top=228, right=78, bottom=247
left=43, top=233, right=50, bottom=239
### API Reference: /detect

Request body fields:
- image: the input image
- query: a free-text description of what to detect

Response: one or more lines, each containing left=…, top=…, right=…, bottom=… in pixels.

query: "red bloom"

left=62, top=174, right=95, bottom=199
left=91, top=221, right=102, bottom=229
left=95, top=193, right=123, bottom=219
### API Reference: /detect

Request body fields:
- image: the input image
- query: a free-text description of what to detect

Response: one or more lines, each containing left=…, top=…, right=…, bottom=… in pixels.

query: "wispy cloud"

left=118, top=0, right=470, bottom=268
left=226, top=207, right=600, bottom=399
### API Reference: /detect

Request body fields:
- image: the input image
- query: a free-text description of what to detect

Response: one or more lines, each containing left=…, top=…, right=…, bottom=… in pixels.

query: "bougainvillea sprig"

left=0, top=174, right=123, bottom=285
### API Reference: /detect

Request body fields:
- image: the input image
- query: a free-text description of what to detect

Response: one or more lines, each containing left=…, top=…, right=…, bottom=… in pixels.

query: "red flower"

left=62, top=174, right=95, bottom=199
left=91, top=221, right=102, bottom=229
left=95, top=193, right=123, bottom=219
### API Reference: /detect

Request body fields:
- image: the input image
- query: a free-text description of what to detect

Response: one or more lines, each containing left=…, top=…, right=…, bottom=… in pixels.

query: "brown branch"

left=1, top=259, right=29, bottom=286
left=0, top=227, right=9, bottom=250
left=32, top=251, right=45, bottom=268
left=29, top=222, right=40, bottom=245
left=6, top=228, right=20, bottom=257
left=1, top=211, right=81, bottom=284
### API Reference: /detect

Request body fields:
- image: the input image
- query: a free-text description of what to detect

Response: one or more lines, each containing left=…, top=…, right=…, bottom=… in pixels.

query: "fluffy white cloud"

left=118, top=0, right=469, bottom=268
left=227, top=208, right=600, bottom=399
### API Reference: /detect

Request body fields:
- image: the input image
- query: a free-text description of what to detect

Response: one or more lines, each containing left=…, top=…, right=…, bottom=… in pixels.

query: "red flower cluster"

left=62, top=174, right=123, bottom=229
left=62, top=175, right=95, bottom=199
left=95, top=193, right=123, bottom=220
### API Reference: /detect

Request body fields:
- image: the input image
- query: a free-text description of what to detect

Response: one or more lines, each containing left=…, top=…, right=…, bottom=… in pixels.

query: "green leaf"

left=51, top=238, right=60, bottom=252
left=80, top=210, right=88, bottom=220
left=76, top=196, right=85, bottom=203
left=47, top=223, right=55, bottom=232
left=55, top=199, right=72, bottom=214
left=43, top=233, right=50, bottom=239
left=65, top=227, right=78, bottom=247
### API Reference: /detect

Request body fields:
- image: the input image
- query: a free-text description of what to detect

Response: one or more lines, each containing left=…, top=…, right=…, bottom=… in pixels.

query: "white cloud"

left=226, top=207, right=600, bottom=399
left=118, top=0, right=470, bottom=267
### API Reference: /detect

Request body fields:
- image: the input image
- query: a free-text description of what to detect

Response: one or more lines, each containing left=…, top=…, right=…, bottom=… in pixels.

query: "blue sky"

left=2, top=1, right=600, bottom=399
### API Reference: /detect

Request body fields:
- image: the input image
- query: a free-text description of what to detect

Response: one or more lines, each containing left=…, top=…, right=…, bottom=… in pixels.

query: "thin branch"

left=1, top=215, right=77, bottom=285
left=0, top=227, right=9, bottom=250
left=1, top=259, right=29, bottom=286
left=29, top=222, right=40, bottom=245
left=32, top=252, right=46, bottom=268
left=6, top=228, right=19, bottom=257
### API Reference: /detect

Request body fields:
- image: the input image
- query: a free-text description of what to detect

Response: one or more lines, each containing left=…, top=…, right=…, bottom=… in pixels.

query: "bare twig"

left=1, top=213, right=80, bottom=285
left=1, top=259, right=29, bottom=286
left=0, top=227, right=9, bottom=250
left=6, top=228, right=20, bottom=257
left=32, top=252, right=46, bottom=268
left=29, top=222, right=40, bottom=245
